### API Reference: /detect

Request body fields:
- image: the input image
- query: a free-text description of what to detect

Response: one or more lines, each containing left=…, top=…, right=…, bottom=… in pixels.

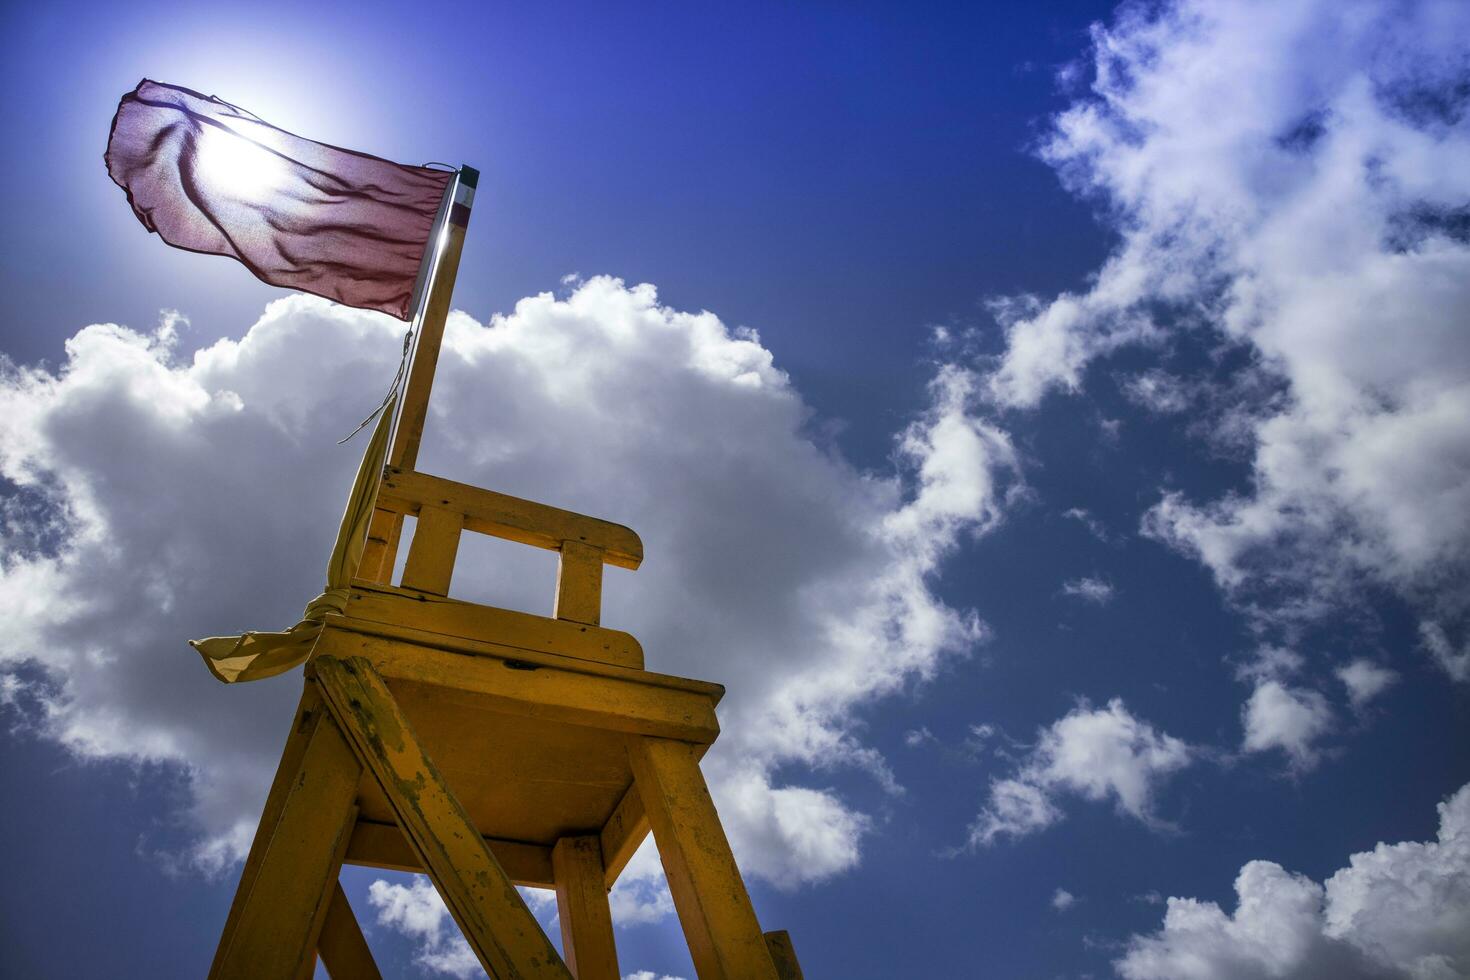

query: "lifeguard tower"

left=202, top=167, right=804, bottom=980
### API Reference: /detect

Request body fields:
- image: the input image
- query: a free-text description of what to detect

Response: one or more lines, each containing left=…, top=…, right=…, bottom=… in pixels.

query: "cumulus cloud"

left=1117, top=780, right=1470, bottom=979
left=1062, top=576, right=1116, bottom=605
left=984, top=0, right=1470, bottom=629
left=1052, top=887, right=1077, bottom=911
left=967, top=698, right=1191, bottom=846
left=0, top=278, right=1017, bottom=900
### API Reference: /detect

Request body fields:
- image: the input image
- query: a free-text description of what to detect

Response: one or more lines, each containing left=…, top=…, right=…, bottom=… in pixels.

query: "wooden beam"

left=378, top=468, right=643, bottom=570
left=400, top=504, right=463, bottom=595
left=763, top=931, right=805, bottom=980
left=389, top=169, right=474, bottom=473
left=627, top=737, right=778, bottom=980
left=345, top=818, right=555, bottom=888
left=318, top=882, right=383, bottom=980
left=210, top=692, right=363, bottom=980
left=342, top=584, right=644, bottom=670
left=209, top=686, right=323, bottom=977
left=599, top=783, right=648, bottom=889
left=312, top=655, right=571, bottom=980
left=316, top=623, right=720, bottom=744
left=359, top=507, right=404, bottom=586
left=553, top=837, right=621, bottom=980
left=554, top=540, right=604, bottom=626
left=297, top=802, right=361, bottom=980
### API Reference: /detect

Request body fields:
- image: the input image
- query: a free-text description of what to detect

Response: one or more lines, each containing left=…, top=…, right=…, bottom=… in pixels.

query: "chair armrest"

left=377, top=467, right=643, bottom=570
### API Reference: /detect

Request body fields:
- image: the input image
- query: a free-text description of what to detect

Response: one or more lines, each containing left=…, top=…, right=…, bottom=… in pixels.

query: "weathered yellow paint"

left=342, top=583, right=645, bottom=670
left=345, top=818, right=555, bottom=888
left=312, top=655, right=571, bottom=980
left=378, top=468, right=643, bottom=570
left=210, top=694, right=362, bottom=980
left=554, top=540, right=605, bottom=626
left=400, top=504, right=463, bottom=595
left=553, top=837, right=620, bottom=980
left=763, top=931, right=805, bottom=980
left=318, top=881, right=383, bottom=980
left=628, top=737, right=779, bottom=980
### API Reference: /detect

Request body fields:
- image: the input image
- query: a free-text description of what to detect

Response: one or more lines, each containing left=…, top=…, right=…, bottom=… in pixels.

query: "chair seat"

left=311, top=609, right=722, bottom=886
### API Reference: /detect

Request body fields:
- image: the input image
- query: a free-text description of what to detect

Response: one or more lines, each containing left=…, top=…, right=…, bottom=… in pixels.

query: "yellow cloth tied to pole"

left=191, top=393, right=398, bottom=683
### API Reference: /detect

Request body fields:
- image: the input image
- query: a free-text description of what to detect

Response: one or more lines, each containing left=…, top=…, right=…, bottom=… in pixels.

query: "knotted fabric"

left=191, top=393, right=397, bottom=683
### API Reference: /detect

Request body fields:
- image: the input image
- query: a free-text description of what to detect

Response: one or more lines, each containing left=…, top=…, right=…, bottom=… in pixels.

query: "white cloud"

left=1119, top=370, right=1192, bottom=414
left=607, top=839, right=675, bottom=927
left=367, top=878, right=479, bottom=979
left=982, top=0, right=1470, bottom=629
left=968, top=698, right=1192, bottom=846
left=1234, top=645, right=1307, bottom=684
left=903, top=726, right=936, bottom=748
left=1336, top=659, right=1398, bottom=708
left=1241, top=680, right=1334, bottom=771
left=1117, top=780, right=1470, bottom=979
left=1062, top=576, right=1116, bottom=605
left=1062, top=507, right=1112, bottom=543
left=1052, top=887, right=1077, bottom=911
left=623, top=972, right=688, bottom=980
left=0, top=278, right=1017, bottom=899
left=1420, top=621, right=1470, bottom=683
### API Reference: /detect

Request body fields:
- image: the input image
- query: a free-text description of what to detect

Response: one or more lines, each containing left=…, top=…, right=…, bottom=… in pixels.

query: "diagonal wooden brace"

left=312, top=654, right=571, bottom=980
left=318, top=881, right=383, bottom=980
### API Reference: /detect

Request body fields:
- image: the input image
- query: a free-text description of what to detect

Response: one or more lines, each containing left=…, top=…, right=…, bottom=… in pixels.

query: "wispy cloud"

left=1062, top=576, right=1116, bottom=605
left=967, top=699, right=1192, bottom=846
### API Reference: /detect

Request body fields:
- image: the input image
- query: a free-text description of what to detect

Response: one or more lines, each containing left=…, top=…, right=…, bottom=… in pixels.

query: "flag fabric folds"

left=105, top=79, right=452, bottom=320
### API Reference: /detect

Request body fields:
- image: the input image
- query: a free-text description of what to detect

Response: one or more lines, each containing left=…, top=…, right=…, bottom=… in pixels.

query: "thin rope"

left=338, top=328, right=413, bottom=444
left=422, top=161, right=457, bottom=171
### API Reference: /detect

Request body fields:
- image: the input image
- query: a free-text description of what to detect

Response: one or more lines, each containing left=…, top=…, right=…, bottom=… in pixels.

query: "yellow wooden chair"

left=210, top=462, right=802, bottom=980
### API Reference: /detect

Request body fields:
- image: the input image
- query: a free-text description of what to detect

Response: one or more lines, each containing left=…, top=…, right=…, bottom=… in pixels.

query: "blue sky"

left=2, top=2, right=1469, bottom=978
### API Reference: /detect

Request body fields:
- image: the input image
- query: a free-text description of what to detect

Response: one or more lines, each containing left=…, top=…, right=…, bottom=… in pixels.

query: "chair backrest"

left=359, top=467, right=643, bottom=628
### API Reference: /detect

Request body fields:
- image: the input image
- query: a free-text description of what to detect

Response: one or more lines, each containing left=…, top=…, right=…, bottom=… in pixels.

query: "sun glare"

left=195, top=126, right=286, bottom=199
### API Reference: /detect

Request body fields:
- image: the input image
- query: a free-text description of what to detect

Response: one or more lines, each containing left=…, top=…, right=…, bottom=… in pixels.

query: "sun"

left=194, top=125, right=287, bottom=199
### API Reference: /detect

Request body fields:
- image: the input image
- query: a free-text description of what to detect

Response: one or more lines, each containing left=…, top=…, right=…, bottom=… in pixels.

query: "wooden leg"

left=627, top=737, right=778, bottom=980
left=764, top=931, right=804, bottom=980
left=209, top=686, right=324, bottom=975
left=553, top=837, right=620, bottom=980
left=318, top=880, right=383, bottom=980
left=209, top=688, right=363, bottom=980
left=313, top=655, right=571, bottom=980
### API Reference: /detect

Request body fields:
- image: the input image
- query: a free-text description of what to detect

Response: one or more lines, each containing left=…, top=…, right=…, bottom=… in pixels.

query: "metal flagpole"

left=357, top=164, right=477, bottom=585
left=388, top=163, right=479, bottom=472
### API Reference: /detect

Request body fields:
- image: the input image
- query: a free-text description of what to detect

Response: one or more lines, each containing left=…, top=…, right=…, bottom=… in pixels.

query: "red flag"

left=105, top=79, right=453, bottom=320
